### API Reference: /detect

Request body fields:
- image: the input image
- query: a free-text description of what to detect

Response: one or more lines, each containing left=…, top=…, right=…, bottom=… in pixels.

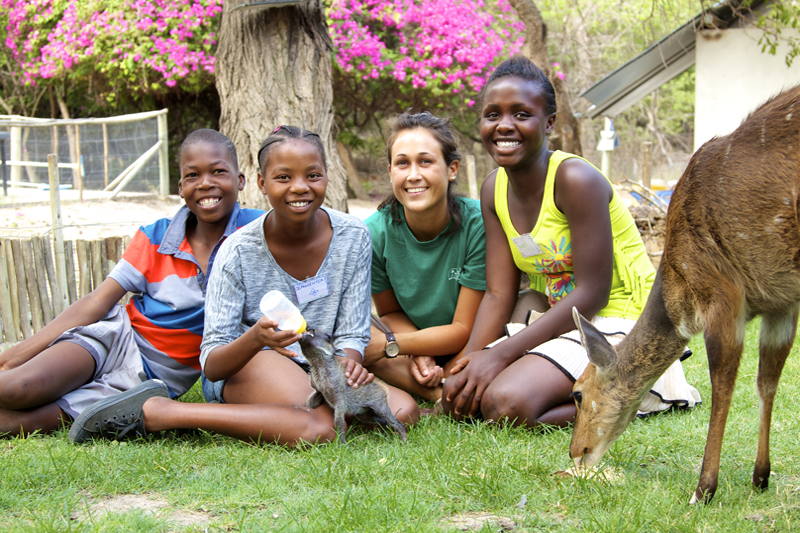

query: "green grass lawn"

left=2, top=319, right=800, bottom=532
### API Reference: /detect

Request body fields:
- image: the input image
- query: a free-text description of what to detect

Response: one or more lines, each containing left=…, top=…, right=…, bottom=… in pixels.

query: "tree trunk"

left=336, top=140, right=369, bottom=201
left=508, top=0, right=582, bottom=156
left=215, top=0, right=348, bottom=212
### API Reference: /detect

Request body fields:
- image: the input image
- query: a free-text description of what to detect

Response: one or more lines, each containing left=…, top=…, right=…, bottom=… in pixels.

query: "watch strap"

left=370, top=314, right=392, bottom=335
left=372, top=314, right=399, bottom=357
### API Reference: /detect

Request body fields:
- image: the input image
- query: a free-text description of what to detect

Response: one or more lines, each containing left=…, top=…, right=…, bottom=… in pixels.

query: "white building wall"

left=695, top=27, right=800, bottom=150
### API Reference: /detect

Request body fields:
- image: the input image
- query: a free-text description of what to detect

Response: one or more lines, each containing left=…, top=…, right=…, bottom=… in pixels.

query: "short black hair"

left=480, top=55, right=557, bottom=116
left=257, top=125, right=327, bottom=174
left=178, top=129, right=239, bottom=170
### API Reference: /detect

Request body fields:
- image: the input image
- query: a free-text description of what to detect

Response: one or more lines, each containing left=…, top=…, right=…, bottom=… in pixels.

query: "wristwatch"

left=384, top=331, right=400, bottom=358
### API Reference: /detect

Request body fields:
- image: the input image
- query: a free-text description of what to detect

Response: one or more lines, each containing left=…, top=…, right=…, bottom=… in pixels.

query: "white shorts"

left=491, top=315, right=702, bottom=416
left=51, top=305, right=147, bottom=419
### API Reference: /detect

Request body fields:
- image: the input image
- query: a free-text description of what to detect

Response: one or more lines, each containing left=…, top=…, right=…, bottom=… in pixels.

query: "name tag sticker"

left=512, top=234, right=542, bottom=258
left=294, top=275, right=330, bottom=304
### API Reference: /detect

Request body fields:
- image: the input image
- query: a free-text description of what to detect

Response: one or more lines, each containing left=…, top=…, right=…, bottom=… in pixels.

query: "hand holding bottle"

left=248, top=291, right=305, bottom=358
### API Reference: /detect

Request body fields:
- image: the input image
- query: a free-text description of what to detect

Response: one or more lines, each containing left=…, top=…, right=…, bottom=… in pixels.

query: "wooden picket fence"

left=0, top=235, right=131, bottom=343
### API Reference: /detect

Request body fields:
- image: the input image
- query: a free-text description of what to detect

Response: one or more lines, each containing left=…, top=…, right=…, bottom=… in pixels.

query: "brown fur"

left=570, top=86, right=800, bottom=504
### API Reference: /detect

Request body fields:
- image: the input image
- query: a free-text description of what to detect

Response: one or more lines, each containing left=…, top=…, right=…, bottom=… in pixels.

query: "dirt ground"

left=0, top=190, right=380, bottom=242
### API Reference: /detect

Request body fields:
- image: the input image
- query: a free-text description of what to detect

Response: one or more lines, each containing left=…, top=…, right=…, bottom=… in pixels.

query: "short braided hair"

left=257, top=125, right=327, bottom=174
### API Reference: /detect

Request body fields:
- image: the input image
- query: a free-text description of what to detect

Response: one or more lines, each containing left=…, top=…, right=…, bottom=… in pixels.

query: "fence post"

left=10, top=126, right=21, bottom=184
left=64, top=240, right=77, bottom=304
left=90, top=240, right=103, bottom=291
left=157, top=111, right=169, bottom=197
left=40, top=236, right=62, bottom=317
left=76, top=240, right=91, bottom=297
left=48, top=154, right=69, bottom=314
left=20, top=239, right=44, bottom=333
left=75, top=125, right=83, bottom=202
left=102, top=122, right=109, bottom=188
left=0, top=244, right=17, bottom=342
left=30, top=237, right=53, bottom=325
left=0, top=132, right=9, bottom=196
left=2, top=239, right=21, bottom=336
left=9, top=240, right=33, bottom=338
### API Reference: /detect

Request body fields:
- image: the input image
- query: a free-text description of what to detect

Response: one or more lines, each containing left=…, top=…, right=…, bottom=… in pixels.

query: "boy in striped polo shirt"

left=0, top=129, right=262, bottom=437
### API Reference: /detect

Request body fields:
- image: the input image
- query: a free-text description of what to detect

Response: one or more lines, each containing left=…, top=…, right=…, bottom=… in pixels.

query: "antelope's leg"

left=692, top=311, right=745, bottom=505
left=333, top=404, right=348, bottom=444
left=753, top=307, right=798, bottom=490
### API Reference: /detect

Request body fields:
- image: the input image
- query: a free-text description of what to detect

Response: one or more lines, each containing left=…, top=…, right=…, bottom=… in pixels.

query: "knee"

left=482, top=382, right=526, bottom=424
left=392, top=395, right=420, bottom=426
left=296, top=415, right=337, bottom=445
left=0, top=372, right=38, bottom=409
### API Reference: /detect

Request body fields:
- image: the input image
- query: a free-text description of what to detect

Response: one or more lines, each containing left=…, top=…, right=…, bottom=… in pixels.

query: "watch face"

left=385, top=342, right=400, bottom=358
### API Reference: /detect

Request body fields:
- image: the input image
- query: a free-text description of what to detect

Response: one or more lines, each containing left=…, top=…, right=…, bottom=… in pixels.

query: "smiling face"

left=479, top=76, right=556, bottom=170
left=388, top=128, right=457, bottom=220
left=257, top=139, right=327, bottom=223
left=178, top=141, right=245, bottom=226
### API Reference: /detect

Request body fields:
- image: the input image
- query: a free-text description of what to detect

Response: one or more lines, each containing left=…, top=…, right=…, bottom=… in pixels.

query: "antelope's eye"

left=569, top=391, right=583, bottom=406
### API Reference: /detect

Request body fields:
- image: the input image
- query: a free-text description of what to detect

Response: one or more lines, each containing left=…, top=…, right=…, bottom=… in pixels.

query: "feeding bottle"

left=259, top=290, right=307, bottom=334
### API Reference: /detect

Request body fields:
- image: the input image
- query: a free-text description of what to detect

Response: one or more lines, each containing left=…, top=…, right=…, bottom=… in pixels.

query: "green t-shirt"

left=365, top=196, right=486, bottom=330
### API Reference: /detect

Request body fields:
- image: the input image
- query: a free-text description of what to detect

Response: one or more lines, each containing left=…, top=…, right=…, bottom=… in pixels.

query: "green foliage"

left=536, top=0, right=699, bottom=176
left=756, top=0, right=800, bottom=66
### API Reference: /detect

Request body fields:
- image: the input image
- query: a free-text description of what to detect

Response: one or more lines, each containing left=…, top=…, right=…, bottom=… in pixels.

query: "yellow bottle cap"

left=296, top=318, right=307, bottom=335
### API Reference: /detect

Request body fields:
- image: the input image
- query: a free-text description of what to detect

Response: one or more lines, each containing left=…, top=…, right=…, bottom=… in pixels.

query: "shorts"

left=52, top=304, right=147, bottom=419
left=491, top=313, right=702, bottom=416
left=201, top=359, right=311, bottom=404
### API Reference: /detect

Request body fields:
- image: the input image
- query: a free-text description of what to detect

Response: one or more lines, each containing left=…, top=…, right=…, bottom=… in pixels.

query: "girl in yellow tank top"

left=494, top=151, right=654, bottom=319
left=442, top=56, right=699, bottom=427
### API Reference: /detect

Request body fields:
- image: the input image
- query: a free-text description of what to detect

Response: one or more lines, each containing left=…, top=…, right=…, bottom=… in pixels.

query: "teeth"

left=407, top=187, right=427, bottom=193
left=198, top=198, right=220, bottom=206
left=497, top=141, right=520, bottom=148
left=289, top=201, right=310, bottom=207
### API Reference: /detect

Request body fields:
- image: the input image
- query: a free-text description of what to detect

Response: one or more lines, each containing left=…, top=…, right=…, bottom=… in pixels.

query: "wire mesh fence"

left=0, top=109, right=168, bottom=199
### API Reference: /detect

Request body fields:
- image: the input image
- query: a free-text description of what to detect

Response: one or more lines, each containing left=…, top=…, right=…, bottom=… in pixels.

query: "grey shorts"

left=52, top=304, right=147, bottom=419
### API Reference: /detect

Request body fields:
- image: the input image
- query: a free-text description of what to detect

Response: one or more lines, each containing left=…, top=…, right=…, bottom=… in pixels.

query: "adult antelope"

left=570, top=86, right=800, bottom=504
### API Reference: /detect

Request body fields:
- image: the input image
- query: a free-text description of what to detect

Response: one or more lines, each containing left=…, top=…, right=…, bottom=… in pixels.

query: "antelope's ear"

left=572, top=307, right=618, bottom=372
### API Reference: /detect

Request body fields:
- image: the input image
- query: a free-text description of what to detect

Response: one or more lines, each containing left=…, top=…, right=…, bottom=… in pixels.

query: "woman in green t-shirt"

left=363, top=112, right=487, bottom=403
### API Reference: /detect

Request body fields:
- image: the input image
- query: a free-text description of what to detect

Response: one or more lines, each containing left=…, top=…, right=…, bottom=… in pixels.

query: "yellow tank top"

left=494, top=151, right=654, bottom=320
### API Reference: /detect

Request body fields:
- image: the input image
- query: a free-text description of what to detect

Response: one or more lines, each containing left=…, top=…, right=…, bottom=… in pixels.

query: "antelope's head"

left=569, top=308, right=646, bottom=469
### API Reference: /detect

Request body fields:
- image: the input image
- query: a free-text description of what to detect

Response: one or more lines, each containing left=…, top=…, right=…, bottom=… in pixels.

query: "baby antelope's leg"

left=306, top=390, right=325, bottom=409
left=333, top=404, right=348, bottom=443
left=367, top=398, right=407, bottom=442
